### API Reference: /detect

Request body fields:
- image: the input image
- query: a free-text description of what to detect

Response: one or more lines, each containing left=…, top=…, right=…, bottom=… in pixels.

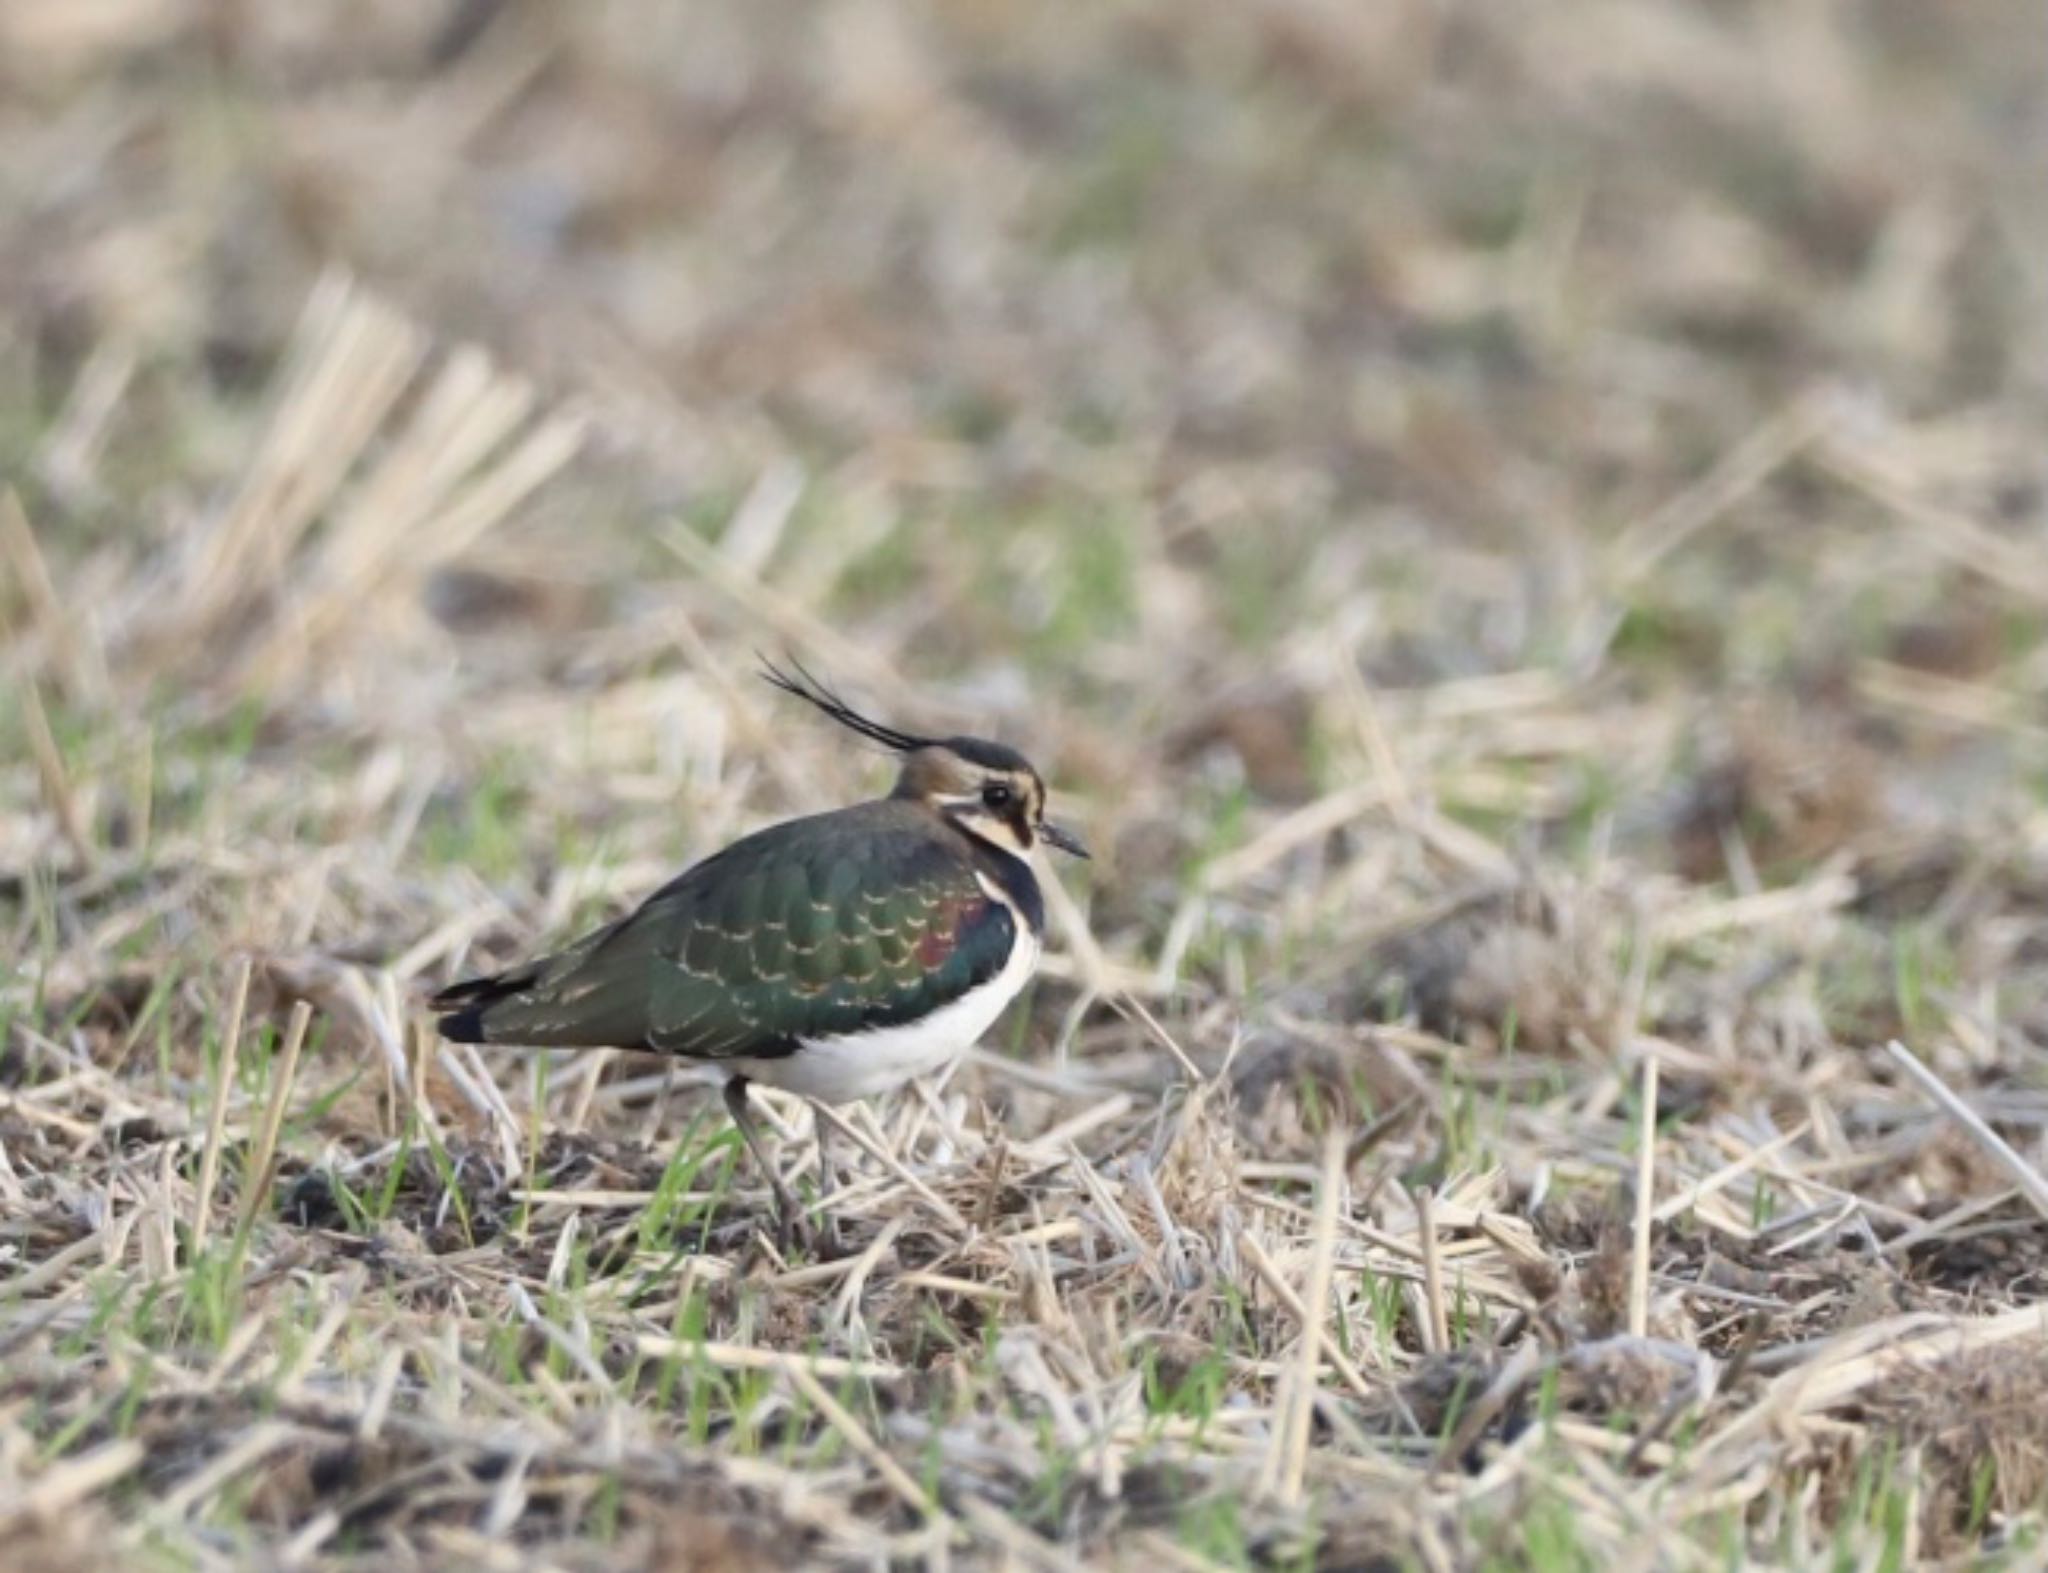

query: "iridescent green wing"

left=637, top=811, right=1018, bottom=1057
left=448, top=808, right=1018, bottom=1057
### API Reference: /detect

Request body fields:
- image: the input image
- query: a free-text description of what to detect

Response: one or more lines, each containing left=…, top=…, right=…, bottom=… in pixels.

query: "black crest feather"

left=758, top=655, right=934, bottom=753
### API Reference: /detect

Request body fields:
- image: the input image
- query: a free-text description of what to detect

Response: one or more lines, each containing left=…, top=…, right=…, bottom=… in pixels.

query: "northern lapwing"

left=430, top=662, right=1088, bottom=1248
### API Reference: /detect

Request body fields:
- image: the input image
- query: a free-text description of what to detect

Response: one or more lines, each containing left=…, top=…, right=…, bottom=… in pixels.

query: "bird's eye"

left=981, top=783, right=1014, bottom=811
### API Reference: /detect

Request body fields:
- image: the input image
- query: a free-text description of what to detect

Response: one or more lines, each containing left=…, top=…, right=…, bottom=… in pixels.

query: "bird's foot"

left=770, top=1182, right=844, bottom=1261
left=813, top=1208, right=844, bottom=1259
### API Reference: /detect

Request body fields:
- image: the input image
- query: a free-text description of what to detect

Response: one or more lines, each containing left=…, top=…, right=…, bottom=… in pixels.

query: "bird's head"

left=761, top=659, right=1089, bottom=862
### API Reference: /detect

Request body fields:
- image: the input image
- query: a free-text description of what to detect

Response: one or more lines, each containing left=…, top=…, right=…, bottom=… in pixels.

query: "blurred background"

left=7, top=0, right=2048, bottom=1035
left=8, top=0, right=2048, bottom=1087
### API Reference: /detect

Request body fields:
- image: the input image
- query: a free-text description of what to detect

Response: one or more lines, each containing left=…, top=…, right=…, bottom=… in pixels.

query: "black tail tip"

left=428, top=977, right=496, bottom=1042
left=429, top=969, right=530, bottom=1045
left=435, top=1007, right=487, bottom=1044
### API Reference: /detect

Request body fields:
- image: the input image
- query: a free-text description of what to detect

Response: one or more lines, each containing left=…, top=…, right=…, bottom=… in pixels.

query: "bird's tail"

left=428, top=916, right=644, bottom=1048
left=428, top=966, right=540, bottom=1044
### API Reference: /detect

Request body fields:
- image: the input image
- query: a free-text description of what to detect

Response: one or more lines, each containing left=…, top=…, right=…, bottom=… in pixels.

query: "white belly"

left=732, top=930, right=1039, bottom=1104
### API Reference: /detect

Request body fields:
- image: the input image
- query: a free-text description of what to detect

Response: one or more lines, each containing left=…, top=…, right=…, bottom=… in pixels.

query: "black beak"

left=1039, top=821, right=1090, bottom=859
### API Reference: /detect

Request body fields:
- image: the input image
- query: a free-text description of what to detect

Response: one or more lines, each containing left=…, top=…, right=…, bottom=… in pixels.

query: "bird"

left=429, top=660, right=1089, bottom=1249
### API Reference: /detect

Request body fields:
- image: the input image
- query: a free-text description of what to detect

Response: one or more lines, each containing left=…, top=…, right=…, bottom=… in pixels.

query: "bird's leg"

left=724, top=1076, right=807, bottom=1252
left=810, top=1102, right=843, bottom=1257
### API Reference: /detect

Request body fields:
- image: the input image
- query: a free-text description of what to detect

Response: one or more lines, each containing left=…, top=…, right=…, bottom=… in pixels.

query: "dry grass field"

left=6, top=2, right=2048, bottom=1567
